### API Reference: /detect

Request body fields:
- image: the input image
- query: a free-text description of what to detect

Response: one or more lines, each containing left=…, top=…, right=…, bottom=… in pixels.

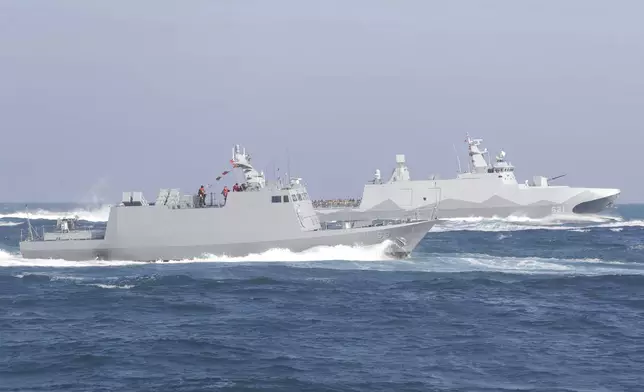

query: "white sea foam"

left=2, top=246, right=642, bottom=277
left=0, top=205, right=111, bottom=222
left=0, top=250, right=144, bottom=268
left=0, top=221, right=22, bottom=227
left=0, top=242, right=394, bottom=268
left=187, top=241, right=394, bottom=263
left=88, top=283, right=135, bottom=289
left=432, top=214, right=642, bottom=233
left=417, top=252, right=644, bottom=275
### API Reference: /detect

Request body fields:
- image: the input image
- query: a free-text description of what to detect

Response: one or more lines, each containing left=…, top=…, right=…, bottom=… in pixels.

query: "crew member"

left=233, top=183, right=240, bottom=192
left=198, top=185, right=206, bottom=207
left=222, top=186, right=229, bottom=205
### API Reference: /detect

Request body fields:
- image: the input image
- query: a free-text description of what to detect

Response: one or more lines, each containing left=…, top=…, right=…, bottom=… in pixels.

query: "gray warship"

left=315, top=134, right=620, bottom=220
left=19, top=145, right=437, bottom=261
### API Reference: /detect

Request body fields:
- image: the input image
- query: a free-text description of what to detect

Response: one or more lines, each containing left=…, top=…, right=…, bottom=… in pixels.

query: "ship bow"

left=384, top=220, right=437, bottom=258
left=571, top=188, right=620, bottom=214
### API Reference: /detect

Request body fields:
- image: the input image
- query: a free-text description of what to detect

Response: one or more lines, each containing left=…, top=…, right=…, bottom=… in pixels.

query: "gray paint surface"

left=316, top=135, right=620, bottom=220
left=20, top=146, right=435, bottom=260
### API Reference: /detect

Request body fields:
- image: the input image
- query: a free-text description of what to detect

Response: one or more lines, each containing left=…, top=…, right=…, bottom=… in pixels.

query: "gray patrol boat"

left=19, top=145, right=436, bottom=261
left=315, top=134, right=620, bottom=220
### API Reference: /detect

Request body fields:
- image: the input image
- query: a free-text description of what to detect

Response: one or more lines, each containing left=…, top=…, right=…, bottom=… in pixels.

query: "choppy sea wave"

left=0, top=204, right=111, bottom=222
left=1, top=202, right=643, bottom=391
left=434, top=213, right=642, bottom=232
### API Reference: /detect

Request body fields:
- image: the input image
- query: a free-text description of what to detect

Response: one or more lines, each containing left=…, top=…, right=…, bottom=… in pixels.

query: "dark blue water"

left=1, top=203, right=643, bottom=391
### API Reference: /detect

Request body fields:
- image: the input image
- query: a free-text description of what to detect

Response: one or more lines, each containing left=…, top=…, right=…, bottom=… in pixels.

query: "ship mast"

left=231, top=145, right=266, bottom=190
left=24, top=204, right=37, bottom=241
left=465, top=133, right=489, bottom=173
left=453, top=144, right=462, bottom=173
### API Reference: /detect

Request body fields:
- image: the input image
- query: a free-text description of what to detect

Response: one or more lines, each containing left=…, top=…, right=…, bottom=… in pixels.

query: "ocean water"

left=1, top=203, right=643, bottom=391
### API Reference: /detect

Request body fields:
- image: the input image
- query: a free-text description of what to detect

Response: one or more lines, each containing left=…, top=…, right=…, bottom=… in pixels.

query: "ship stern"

left=19, top=239, right=106, bottom=261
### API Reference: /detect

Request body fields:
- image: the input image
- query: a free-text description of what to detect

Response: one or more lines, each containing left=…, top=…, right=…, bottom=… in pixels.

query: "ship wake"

left=434, top=213, right=641, bottom=232
left=406, top=252, right=644, bottom=276
left=2, top=248, right=642, bottom=278
left=0, top=242, right=395, bottom=268
left=189, top=241, right=394, bottom=263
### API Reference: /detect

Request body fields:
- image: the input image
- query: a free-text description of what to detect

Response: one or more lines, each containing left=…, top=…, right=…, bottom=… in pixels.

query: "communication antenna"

left=452, top=144, right=462, bottom=173
left=464, top=134, right=472, bottom=173
left=25, top=204, right=36, bottom=241
left=286, top=147, right=291, bottom=185
left=434, top=187, right=441, bottom=220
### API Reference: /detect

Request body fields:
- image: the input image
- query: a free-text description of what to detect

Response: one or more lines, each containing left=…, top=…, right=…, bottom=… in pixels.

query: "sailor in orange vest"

left=221, top=186, right=229, bottom=204
left=198, top=185, right=206, bottom=207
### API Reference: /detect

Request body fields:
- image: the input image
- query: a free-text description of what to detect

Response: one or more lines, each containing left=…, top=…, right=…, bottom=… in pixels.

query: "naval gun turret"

left=40, top=215, right=103, bottom=242
left=56, top=216, right=79, bottom=233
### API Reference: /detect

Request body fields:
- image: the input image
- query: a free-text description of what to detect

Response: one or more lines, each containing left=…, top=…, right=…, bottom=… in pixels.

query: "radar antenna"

left=287, top=147, right=291, bottom=186
left=231, top=144, right=266, bottom=190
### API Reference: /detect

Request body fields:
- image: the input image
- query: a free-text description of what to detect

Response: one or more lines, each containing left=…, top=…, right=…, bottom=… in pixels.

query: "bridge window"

left=283, top=195, right=289, bottom=203
left=271, top=196, right=281, bottom=203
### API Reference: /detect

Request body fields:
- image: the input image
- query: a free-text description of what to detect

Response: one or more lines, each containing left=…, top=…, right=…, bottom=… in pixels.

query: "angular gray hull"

left=317, top=135, right=621, bottom=221
left=316, top=182, right=620, bottom=221
left=20, top=220, right=434, bottom=261
left=435, top=192, right=619, bottom=219
left=19, top=144, right=438, bottom=262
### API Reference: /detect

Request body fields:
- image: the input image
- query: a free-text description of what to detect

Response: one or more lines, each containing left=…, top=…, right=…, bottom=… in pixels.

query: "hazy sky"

left=1, top=0, right=643, bottom=203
